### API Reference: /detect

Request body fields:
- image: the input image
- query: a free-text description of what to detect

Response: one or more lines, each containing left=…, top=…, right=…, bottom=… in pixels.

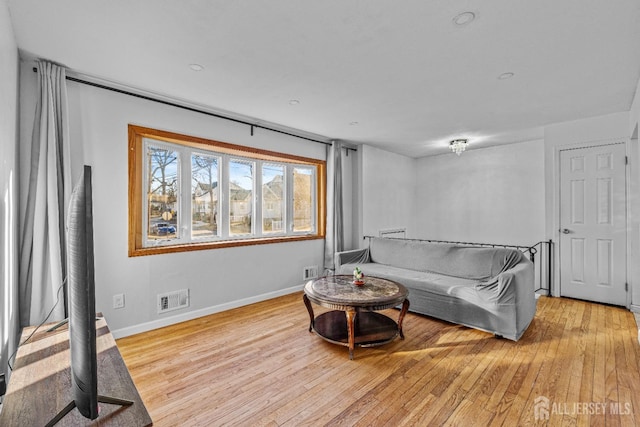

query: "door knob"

left=562, top=229, right=571, bottom=234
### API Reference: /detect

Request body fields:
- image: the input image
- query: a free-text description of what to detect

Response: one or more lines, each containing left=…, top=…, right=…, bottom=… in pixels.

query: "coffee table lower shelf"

left=312, top=310, right=401, bottom=349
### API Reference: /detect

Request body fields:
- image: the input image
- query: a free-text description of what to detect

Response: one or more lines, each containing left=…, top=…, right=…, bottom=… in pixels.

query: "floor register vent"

left=158, top=289, right=190, bottom=314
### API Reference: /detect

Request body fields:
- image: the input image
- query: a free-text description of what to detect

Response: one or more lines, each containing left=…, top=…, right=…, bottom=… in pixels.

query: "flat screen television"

left=46, top=165, right=132, bottom=426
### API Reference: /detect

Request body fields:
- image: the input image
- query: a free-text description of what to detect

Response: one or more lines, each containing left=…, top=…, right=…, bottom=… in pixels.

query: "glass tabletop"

left=304, top=275, right=408, bottom=306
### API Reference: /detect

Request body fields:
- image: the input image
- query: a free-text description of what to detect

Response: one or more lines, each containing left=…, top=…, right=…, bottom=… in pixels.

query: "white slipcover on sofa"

left=335, top=237, right=536, bottom=341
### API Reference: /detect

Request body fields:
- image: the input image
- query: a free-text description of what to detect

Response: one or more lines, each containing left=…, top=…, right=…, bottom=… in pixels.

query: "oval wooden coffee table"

left=303, top=275, right=409, bottom=360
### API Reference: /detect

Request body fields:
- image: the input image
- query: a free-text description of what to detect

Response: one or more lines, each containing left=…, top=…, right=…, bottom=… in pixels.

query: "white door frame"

left=552, top=138, right=631, bottom=308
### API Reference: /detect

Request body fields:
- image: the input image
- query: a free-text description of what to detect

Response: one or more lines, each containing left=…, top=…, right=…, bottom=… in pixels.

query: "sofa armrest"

left=499, top=260, right=536, bottom=335
left=476, top=260, right=535, bottom=304
left=501, top=261, right=534, bottom=301
left=335, top=248, right=370, bottom=270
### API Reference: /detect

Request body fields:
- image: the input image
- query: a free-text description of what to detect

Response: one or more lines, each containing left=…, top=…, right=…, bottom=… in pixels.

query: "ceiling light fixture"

left=349, top=121, right=359, bottom=126
left=498, top=72, right=515, bottom=80
left=450, top=139, right=468, bottom=156
left=453, top=11, right=476, bottom=26
left=289, top=99, right=300, bottom=105
left=189, top=63, right=204, bottom=71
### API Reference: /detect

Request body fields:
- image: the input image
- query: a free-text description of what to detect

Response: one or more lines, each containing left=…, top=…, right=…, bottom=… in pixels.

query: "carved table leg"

left=303, top=294, right=314, bottom=332
left=346, top=309, right=356, bottom=360
left=398, top=299, right=410, bottom=340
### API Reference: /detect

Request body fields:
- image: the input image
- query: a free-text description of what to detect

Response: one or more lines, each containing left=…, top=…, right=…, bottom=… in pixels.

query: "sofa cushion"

left=368, top=238, right=525, bottom=280
left=339, top=262, right=514, bottom=309
left=340, top=262, right=475, bottom=295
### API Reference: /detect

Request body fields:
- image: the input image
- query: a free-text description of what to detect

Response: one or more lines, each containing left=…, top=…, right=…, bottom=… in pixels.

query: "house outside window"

left=128, top=125, right=326, bottom=256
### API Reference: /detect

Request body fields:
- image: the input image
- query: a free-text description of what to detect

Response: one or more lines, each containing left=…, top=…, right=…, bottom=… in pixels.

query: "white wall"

left=19, top=61, right=327, bottom=337
left=415, top=140, right=545, bottom=246
left=358, top=145, right=416, bottom=241
left=356, top=140, right=546, bottom=248
left=0, top=0, right=20, bottom=381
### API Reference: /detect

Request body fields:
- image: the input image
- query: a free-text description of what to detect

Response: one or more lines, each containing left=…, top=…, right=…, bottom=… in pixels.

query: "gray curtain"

left=19, top=60, right=72, bottom=326
left=323, top=140, right=344, bottom=274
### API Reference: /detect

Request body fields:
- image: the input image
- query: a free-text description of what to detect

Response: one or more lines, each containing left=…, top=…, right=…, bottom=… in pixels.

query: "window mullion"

left=287, top=164, right=294, bottom=234
left=281, top=164, right=288, bottom=236
left=220, top=154, right=230, bottom=240
left=180, top=146, right=191, bottom=243
left=250, top=160, right=257, bottom=237
left=255, top=161, right=263, bottom=237
left=311, top=168, right=317, bottom=233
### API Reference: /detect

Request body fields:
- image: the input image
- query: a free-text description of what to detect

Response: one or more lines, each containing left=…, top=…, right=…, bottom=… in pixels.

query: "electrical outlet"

left=113, top=293, right=125, bottom=309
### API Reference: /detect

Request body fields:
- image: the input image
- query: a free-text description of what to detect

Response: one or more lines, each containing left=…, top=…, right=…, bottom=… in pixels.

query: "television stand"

left=45, top=315, right=102, bottom=332
left=0, top=316, right=152, bottom=426
left=46, top=317, right=68, bottom=332
left=46, top=395, right=134, bottom=427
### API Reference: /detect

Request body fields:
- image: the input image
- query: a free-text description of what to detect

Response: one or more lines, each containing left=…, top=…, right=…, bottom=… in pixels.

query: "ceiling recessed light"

left=349, top=121, right=359, bottom=126
left=289, top=99, right=300, bottom=105
left=498, top=72, right=515, bottom=80
left=189, top=64, right=204, bottom=71
left=453, top=11, right=475, bottom=26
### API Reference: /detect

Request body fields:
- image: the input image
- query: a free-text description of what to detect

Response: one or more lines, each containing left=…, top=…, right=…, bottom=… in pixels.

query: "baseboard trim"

left=111, top=284, right=304, bottom=339
left=630, top=304, right=640, bottom=313
left=534, top=291, right=546, bottom=299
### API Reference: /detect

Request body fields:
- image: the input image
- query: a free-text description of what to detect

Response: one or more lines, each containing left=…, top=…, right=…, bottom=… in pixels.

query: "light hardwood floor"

left=116, top=294, right=640, bottom=426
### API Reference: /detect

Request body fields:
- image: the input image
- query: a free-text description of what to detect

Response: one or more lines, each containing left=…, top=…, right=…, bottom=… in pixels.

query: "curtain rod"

left=33, top=67, right=358, bottom=152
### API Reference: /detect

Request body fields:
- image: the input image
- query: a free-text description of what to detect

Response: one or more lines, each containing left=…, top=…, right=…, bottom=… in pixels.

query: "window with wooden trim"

left=128, top=125, right=326, bottom=256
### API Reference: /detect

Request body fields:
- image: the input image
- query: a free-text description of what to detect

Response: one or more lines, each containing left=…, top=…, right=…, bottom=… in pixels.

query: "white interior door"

left=559, top=143, right=627, bottom=306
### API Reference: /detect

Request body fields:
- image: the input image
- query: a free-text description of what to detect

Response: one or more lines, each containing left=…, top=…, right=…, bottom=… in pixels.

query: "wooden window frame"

left=128, top=125, right=326, bottom=257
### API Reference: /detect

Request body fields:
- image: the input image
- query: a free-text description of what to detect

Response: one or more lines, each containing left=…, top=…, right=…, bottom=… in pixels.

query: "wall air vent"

left=379, top=228, right=406, bottom=238
left=303, top=266, right=319, bottom=280
left=157, top=289, right=189, bottom=314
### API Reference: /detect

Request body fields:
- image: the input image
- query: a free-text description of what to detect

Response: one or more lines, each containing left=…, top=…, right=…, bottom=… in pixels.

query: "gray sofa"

left=335, top=237, right=536, bottom=341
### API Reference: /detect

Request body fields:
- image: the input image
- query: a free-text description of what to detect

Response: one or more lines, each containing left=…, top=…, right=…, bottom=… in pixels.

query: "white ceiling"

left=7, top=0, right=640, bottom=158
